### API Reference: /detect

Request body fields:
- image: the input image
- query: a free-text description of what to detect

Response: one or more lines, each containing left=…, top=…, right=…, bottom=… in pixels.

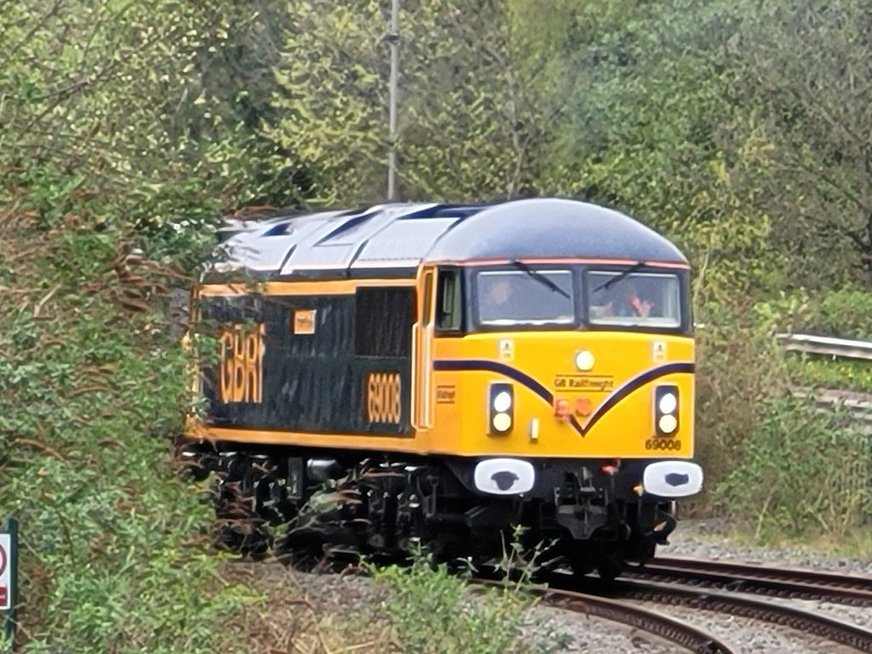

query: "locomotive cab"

left=433, top=262, right=690, bottom=332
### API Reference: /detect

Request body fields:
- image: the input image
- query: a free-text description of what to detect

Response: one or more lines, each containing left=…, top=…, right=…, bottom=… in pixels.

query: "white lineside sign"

left=0, top=533, right=9, bottom=610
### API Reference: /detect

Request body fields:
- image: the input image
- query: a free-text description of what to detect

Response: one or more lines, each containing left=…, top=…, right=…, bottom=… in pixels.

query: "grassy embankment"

left=693, top=290, right=872, bottom=557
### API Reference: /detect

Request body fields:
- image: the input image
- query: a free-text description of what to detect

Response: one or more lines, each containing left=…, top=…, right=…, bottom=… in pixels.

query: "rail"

left=626, top=556, right=872, bottom=606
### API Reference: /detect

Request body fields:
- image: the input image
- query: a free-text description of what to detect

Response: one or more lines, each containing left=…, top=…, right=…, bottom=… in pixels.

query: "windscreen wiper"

left=511, top=260, right=570, bottom=298
left=593, top=260, right=646, bottom=293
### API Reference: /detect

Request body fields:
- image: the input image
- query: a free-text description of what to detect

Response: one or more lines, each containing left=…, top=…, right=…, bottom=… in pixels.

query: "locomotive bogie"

left=179, top=440, right=684, bottom=570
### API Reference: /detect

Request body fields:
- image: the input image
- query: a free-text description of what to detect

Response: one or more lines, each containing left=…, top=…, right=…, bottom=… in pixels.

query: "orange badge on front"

left=575, top=397, right=592, bottom=417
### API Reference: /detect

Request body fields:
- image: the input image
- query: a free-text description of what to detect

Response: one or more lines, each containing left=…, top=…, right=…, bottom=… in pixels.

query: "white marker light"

left=643, top=461, right=704, bottom=498
left=493, top=391, right=512, bottom=413
left=529, top=418, right=540, bottom=441
left=575, top=350, right=595, bottom=371
left=474, top=458, right=536, bottom=495
left=658, top=414, right=678, bottom=434
left=492, top=413, right=512, bottom=432
left=658, top=392, right=678, bottom=415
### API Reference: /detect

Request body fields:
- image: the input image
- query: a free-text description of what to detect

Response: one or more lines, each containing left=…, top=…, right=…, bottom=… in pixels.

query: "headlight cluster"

left=489, top=383, right=514, bottom=435
left=655, top=385, right=679, bottom=436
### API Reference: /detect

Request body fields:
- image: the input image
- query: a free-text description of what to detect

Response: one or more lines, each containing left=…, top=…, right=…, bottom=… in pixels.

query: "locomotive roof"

left=205, top=197, right=688, bottom=280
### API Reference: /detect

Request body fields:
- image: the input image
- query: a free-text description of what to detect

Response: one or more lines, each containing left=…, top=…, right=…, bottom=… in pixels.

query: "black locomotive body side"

left=200, top=286, right=416, bottom=436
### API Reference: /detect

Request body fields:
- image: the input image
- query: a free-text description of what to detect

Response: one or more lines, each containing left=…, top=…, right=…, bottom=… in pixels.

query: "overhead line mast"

left=387, top=0, right=399, bottom=201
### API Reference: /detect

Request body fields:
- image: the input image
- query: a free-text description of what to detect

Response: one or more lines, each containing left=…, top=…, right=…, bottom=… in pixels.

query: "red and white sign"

left=0, top=533, right=10, bottom=610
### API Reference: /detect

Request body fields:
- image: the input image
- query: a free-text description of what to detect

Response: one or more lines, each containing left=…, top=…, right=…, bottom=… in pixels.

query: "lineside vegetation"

left=1, top=0, right=871, bottom=649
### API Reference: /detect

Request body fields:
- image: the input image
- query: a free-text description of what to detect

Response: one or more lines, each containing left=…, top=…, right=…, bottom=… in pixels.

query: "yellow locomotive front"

left=410, top=258, right=702, bottom=574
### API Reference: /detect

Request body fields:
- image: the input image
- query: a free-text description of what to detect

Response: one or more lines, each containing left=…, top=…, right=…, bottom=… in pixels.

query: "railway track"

left=474, top=578, right=737, bottom=654
left=260, top=546, right=872, bottom=652
left=627, top=556, right=872, bottom=606
left=547, top=572, right=872, bottom=653
left=323, top=551, right=738, bottom=652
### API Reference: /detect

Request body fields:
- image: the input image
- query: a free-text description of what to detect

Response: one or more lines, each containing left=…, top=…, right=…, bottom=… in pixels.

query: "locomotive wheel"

left=567, top=541, right=626, bottom=581
left=179, top=458, right=211, bottom=483
left=595, top=556, right=623, bottom=582
left=594, top=542, right=627, bottom=582
left=568, top=554, right=594, bottom=578
left=274, top=528, right=327, bottom=572
left=211, top=518, right=273, bottom=560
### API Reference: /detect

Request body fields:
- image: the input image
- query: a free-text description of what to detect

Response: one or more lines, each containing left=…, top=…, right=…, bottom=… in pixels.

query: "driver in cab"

left=480, top=278, right=513, bottom=320
left=606, top=281, right=653, bottom=318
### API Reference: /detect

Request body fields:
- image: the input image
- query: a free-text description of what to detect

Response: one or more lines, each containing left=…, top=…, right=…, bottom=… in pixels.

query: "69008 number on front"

left=645, top=438, right=682, bottom=451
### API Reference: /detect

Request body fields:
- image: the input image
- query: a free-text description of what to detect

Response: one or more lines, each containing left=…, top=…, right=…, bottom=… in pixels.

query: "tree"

left=0, top=0, right=298, bottom=265
left=267, top=0, right=579, bottom=205
left=545, top=0, right=778, bottom=302
left=725, top=0, right=872, bottom=286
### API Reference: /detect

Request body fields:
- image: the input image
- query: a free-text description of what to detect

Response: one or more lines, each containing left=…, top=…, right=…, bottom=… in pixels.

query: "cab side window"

left=435, top=268, right=463, bottom=332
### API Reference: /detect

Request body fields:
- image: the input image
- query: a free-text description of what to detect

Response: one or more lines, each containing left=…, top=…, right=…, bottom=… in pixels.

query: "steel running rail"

left=547, top=573, right=872, bottom=653
left=627, top=556, right=872, bottom=606
left=473, top=578, right=736, bottom=654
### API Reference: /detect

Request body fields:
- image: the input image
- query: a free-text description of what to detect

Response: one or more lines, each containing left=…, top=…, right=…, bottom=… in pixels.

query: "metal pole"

left=2, top=517, right=17, bottom=650
left=387, top=0, right=399, bottom=201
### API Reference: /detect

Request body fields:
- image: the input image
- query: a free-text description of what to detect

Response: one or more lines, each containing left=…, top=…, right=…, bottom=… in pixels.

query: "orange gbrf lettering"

left=218, top=323, right=266, bottom=404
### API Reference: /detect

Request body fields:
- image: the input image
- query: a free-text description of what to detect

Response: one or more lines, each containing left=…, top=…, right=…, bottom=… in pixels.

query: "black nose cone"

left=491, top=471, right=519, bottom=491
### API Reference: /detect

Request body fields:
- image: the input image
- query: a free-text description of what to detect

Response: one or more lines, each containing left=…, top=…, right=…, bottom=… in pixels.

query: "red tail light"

left=554, top=398, right=571, bottom=421
left=575, top=397, right=592, bottom=417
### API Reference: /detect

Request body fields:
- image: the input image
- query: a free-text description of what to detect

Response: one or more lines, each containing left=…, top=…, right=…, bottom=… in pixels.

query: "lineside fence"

left=776, top=333, right=872, bottom=362
left=775, top=332, right=872, bottom=435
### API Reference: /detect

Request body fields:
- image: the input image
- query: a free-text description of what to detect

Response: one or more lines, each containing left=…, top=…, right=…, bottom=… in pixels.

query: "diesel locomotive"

left=177, top=197, right=703, bottom=578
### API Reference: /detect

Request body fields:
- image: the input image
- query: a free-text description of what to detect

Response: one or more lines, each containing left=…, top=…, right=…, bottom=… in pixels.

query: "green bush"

left=368, top=539, right=569, bottom=654
left=785, top=357, right=872, bottom=394
left=693, top=290, right=872, bottom=524
left=0, top=222, right=259, bottom=653
left=802, top=288, right=872, bottom=340
left=714, top=394, right=871, bottom=542
left=763, top=286, right=872, bottom=394
left=691, top=299, right=793, bottom=510
left=754, top=286, right=872, bottom=341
